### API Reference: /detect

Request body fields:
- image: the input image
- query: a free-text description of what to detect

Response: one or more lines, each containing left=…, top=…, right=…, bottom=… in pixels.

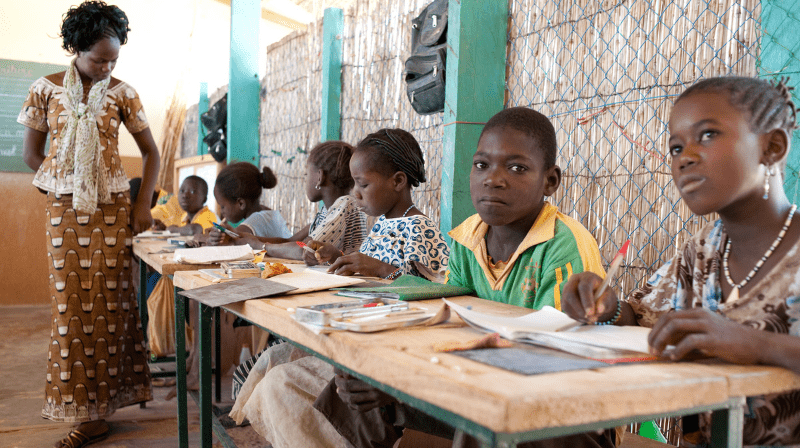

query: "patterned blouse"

left=309, top=195, right=369, bottom=255
left=359, top=214, right=449, bottom=282
left=627, top=220, right=800, bottom=446
left=17, top=75, right=149, bottom=195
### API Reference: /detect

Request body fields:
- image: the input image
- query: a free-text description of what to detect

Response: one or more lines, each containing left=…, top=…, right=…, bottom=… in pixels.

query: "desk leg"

left=199, top=303, right=213, bottom=448
left=175, top=289, right=189, bottom=448
left=710, top=397, right=745, bottom=448
left=215, top=307, right=221, bottom=403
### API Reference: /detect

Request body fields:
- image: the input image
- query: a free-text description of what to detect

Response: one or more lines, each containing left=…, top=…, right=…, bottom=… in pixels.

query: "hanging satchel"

left=405, top=0, right=448, bottom=115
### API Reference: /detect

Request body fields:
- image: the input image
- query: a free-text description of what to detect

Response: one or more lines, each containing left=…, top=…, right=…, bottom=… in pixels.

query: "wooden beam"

left=211, top=0, right=308, bottom=30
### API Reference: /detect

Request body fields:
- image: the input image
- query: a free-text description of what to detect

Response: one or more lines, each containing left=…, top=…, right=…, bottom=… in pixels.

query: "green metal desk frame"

left=173, top=294, right=747, bottom=448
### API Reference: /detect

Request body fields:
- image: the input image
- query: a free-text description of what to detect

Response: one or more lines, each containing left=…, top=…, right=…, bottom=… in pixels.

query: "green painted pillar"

left=439, top=0, right=509, bottom=236
left=321, top=8, right=343, bottom=142
left=197, top=82, right=209, bottom=156
left=759, top=0, right=800, bottom=202
left=228, top=0, right=261, bottom=165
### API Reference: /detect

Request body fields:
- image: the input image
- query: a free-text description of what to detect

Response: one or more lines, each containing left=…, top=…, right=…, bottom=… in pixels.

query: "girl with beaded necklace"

left=312, top=128, right=450, bottom=281
left=562, top=76, right=800, bottom=447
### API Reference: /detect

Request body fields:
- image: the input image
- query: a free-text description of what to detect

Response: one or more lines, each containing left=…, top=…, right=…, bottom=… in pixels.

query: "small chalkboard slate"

left=179, top=277, right=298, bottom=307
left=454, top=346, right=610, bottom=375
left=1, top=59, right=69, bottom=172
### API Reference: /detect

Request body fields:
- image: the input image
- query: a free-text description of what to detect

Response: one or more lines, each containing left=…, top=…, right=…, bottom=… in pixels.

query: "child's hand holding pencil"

left=561, top=241, right=630, bottom=325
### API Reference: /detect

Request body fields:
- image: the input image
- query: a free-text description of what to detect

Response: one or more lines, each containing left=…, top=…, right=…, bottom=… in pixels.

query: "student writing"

left=228, top=128, right=450, bottom=447
left=207, top=162, right=291, bottom=245
left=562, top=76, right=800, bottom=447
left=317, top=107, right=616, bottom=448
left=261, top=140, right=369, bottom=263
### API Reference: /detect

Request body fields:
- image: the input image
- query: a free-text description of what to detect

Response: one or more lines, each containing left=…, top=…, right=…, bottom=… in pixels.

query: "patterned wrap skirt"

left=43, top=192, right=152, bottom=422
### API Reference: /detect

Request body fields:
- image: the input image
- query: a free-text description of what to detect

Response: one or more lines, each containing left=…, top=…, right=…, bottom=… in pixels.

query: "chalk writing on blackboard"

left=0, top=59, right=68, bottom=173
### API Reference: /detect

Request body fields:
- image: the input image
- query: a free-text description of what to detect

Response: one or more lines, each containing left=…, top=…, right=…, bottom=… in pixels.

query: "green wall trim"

left=440, top=0, right=509, bottom=237
left=759, top=0, right=800, bottom=202
left=321, top=8, right=343, bottom=142
left=228, top=0, right=261, bottom=165
left=197, top=82, right=209, bottom=156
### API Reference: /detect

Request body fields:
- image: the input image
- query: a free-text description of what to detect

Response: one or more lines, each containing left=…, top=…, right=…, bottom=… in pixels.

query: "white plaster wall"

left=0, top=0, right=293, bottom=158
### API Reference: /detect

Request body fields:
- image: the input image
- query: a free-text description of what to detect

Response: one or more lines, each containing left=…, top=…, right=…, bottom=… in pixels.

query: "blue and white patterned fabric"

left=360, top=215, right=449, bottom=282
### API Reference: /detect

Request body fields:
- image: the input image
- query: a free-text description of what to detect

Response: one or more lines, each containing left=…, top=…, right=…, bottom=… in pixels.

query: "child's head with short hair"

left=128, top=177, right=159, bottom=209
left=471, top=106, right=562, bottom=230
left=306, top=140, right=356, bottom=203
left=178, top=175, right=208, bottom=215
left=214, top=162, right=277, bottom=222
left=669, top=76, right=798, bottom=216
left=350, top=129, right=426, bottom=217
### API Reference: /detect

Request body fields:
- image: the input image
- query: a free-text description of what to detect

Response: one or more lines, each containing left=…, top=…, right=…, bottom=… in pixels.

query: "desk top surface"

left=173, top=269, right=800, bottom=434
left=132, top=239, right=295, bottom=275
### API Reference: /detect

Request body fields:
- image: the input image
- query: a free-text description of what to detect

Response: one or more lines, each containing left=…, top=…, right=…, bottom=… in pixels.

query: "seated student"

left=160, top=175, right=216, bottom=235
left=228, top=128, right=450, bottom=447
left=261, top=140, right=369, bottom=263
left=229, top=141, right=370, bottom=400
left=146, top=175, right=216, bottom=359
left=562, top=76, right=800, bottom=448
left=314, top=107, right=615, bottom=448
left=207, top=162, right=291, bottom=246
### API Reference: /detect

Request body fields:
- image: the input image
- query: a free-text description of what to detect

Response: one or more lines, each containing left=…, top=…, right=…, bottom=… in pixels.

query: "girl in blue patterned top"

left=312, top=128, right=449, bottom=282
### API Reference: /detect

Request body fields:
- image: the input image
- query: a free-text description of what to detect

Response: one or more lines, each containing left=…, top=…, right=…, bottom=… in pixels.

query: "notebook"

left=445, top=299, right=654, bottom=361
left=335, top=275, right=473, bottom=301
left=173, top=244, right=255, bottom=264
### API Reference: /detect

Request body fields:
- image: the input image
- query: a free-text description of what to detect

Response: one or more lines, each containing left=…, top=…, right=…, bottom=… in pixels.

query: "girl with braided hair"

left=312, top=128, right=450, bottom=281
left=563, top=76, right=800, bottom=447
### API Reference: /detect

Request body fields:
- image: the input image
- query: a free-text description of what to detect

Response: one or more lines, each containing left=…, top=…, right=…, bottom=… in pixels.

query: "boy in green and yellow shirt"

left=316, top=107, right=615, bottom=448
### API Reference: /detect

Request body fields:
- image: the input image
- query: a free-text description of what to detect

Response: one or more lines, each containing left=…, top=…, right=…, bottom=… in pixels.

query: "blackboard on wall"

left=0, top=59, right=68, bottom=173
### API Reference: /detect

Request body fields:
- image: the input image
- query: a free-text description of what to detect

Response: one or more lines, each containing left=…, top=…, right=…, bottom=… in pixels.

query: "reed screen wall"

left=178, top=0, right=799, bottom=303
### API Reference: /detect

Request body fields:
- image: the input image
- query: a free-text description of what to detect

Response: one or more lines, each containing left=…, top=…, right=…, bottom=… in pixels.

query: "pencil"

left=296, top=241, right=316, bottom=254
left=592, top=240, right=630, bottom=311
left=213, top=222, right=240, bottom=238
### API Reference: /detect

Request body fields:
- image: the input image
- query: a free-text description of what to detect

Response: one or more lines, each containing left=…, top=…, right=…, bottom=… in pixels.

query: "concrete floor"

left=0, top=305, right=268, bottom=448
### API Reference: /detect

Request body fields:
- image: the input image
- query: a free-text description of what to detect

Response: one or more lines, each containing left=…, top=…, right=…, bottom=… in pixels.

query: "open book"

left=173, top=244, right=255, bottom=264
left=444, top=299, right=653, bottom=361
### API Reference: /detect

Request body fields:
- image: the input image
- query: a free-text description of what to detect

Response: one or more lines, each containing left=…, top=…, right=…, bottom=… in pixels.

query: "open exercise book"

left=173, top=244, right=255, bottom=264
left=444, top=299, right=653, bottom=362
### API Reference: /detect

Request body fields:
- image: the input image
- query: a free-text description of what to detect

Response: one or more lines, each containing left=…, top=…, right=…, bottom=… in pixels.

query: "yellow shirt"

left=181, top=206, right=217, bottom=231
left=150, top=191, right=183, bottom=227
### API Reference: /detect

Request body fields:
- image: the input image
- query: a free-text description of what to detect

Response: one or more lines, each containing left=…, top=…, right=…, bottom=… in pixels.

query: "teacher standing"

left=18, top=1, right=158, bottom=446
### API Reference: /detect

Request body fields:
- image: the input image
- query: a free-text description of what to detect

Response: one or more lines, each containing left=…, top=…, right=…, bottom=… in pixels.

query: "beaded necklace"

left=722, top=204, right=797, bottom=302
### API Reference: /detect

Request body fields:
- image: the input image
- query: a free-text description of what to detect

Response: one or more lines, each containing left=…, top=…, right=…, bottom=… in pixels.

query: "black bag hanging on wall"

left=201, top=94, right=227, bottom=162
left=405, top=0, right=448, bottom=115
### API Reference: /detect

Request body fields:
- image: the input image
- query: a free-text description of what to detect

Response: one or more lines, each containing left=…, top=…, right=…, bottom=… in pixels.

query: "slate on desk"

left=179, top=277, right=298, bottom=307
left=454, top=346, right=610, bottom=375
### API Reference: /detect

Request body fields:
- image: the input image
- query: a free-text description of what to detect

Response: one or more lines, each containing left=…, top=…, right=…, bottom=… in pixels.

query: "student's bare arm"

left=648, top=308, right=800, bottom=374
left=22, top=127, right=48, bottom=171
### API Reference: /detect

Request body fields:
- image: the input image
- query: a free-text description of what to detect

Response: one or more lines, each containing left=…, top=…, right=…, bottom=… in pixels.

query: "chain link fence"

left=507, top=0, right=761, bottom=301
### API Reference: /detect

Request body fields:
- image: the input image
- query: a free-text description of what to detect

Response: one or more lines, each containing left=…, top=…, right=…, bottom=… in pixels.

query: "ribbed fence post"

left=321, top=7, right=343, bottom=142
left=228, top=0, right=261, bottom=165
left=439, top=0, right=509, bottom=237
left=760, top=0, right=800, bottom=201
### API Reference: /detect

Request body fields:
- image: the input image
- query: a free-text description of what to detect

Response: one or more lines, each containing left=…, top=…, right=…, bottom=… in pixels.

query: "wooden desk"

left=172, top=270, right=800, bottom=448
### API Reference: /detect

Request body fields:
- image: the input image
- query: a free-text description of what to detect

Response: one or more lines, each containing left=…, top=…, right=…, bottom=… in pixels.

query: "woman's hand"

left=333, top=369, right=396, bottom=412
left=327, top=252, right=395, bottom=277
left=561, top=272, right=619, bottom=323
left=152, top=219, right=166, bottom=230
left=306, top=240, right=342, bottom=265
left=648, top=308, right=765, bottom=364
left=130, top=199, right=153, bottom=234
